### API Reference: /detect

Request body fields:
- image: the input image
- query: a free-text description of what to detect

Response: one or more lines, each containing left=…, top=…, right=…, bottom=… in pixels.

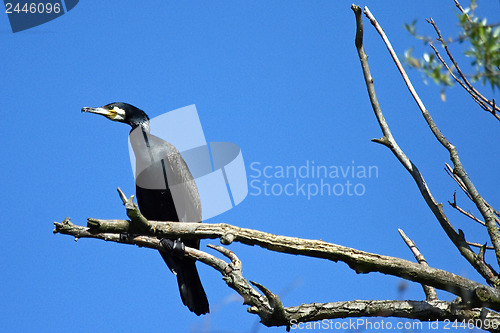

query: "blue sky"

left=1, top=1, right=499, bottom=332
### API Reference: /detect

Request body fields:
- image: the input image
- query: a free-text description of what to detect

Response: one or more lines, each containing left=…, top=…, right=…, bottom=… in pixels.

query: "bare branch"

left=286, top=300, right=500, bottom=332
left=445, top=166, right=500, bottom=227
left=54, top=212, right=500, bottom=311
left=427, top=42, right=495, bottom=116
left=398, top=229, right=438, bottom=301
left=468, top=241, right=494, bottom=251
left=54, top=214, right=500, bottom=330
left=353, top=5, right=499, bottom=286
left=449, top=191, right=486, bottom=227
left=117, top=187, right=151, bottom=232
left=54, top=217, right=282, bottom=325
left=445, top=163, right=472, bottom=200
left=422, top=22, right=500, bottom=265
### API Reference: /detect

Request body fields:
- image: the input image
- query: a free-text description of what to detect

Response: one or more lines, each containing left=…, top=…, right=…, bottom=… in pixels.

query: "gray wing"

left=164, top=144, right=202, bottom=223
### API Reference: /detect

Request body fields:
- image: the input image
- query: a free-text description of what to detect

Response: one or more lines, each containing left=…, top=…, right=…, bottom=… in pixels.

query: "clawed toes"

left=160, top=238, right=185, bottom=258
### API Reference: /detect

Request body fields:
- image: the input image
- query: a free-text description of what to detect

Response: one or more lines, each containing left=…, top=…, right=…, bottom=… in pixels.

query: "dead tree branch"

left=54, top=213, right=500, bottom=331
left=286, top=300, right=500, bottom=331
left=353, top=4, right=500, bottom=287
left=54, top=182, right=500, bottom=313
left=398, top=228, right=438, bottom=301
left=56, top=214, right=500, bottom=309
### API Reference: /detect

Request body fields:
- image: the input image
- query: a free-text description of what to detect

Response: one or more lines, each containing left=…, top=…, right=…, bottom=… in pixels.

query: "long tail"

left=160, top=251, right=209, bottom=316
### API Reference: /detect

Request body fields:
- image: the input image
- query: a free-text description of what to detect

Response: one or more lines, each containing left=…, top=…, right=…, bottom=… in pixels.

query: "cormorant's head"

left=82, top=102, right=150, bottom=130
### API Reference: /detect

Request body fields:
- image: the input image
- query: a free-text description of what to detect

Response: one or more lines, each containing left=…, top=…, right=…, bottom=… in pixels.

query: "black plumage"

left=83, top=102, right=209, bottom=315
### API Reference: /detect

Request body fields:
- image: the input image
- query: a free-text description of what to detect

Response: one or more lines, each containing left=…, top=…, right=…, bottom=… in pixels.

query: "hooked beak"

left=82, top=106, right=125, bottom=122
left=82, top=106, right=110, bottom=116
left=82, top=104, right=126, bottom=122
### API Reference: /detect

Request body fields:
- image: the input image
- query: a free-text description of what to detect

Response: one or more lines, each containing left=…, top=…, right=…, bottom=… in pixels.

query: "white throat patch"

left=111, top=107, right=126, bottom=121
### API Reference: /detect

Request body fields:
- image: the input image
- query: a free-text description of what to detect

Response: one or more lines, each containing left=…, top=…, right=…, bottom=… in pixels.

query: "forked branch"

left=54, top=186, right=500, bottom=315
left=54, top=210, right=500, bottom=330
left=352, top=4, right=500, bottom=287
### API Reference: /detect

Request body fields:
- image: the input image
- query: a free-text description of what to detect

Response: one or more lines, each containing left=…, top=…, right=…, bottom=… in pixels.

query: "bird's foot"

left=119, top=233, right=130, bottom=242
left=160, top=238, right=185, bottom=258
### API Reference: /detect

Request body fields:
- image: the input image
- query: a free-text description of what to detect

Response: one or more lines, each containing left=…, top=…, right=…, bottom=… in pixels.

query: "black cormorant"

left=82, top=102, right=209, bottom=316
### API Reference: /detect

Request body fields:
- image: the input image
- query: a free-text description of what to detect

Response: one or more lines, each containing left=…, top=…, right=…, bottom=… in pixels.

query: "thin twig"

left=427, top=42, right=493, bottom=114
left=467, top=241, right=495, bottom=250
left=398, top=229, right=438, bottom=300
left=445, top=163, right=472, bottom=200
left=454, top=0, right=472, bottom=23
left=427, top=18, right=500, bottom=118
left=445, top=166, right=500, bottom=227
left=117, top=187, right=151, bottom=232
left=449, top=191, right=486, bottom=226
